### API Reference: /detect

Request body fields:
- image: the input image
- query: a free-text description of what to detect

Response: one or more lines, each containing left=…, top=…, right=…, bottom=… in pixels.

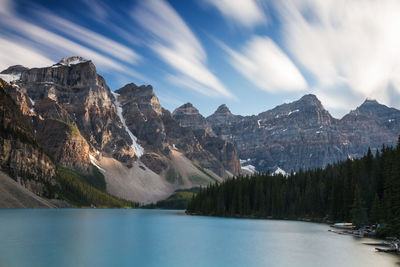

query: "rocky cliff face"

left=115, top=83, right=241, bottom=178
left=15, top=57, right=136, bottom=166
left=0, top=79, right=57, bottom=197
left=172, top=103, right=214, bottom=134
left=35, top=118, right=91, bottom=173
left=172, top=103, right=241, bottom=176
left=207, top=95, right=400, bottom=173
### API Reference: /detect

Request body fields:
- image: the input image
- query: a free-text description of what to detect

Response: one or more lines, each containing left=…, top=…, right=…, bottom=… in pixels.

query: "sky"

left=1, top=0, right=400, bottom=118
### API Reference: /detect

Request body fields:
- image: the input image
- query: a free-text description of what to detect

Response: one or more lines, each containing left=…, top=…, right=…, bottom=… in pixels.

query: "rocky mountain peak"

left=179, top=102, right=194, bottom=109
left=116, top=83, right=154, bottom=97
left=173, top=103, right=199, bottom=115
left=116, top=83, right=162, bottom=116
left=14, top=57, right=137, bottom=165
left=215, top=104, right=232, bottom=115
left=207, top=104, right=238, bottom=128
left=297, top=94, right=324, bottom=108
left=1, top=65, right=28, bottom=75
left=56, top=56, right=88, bottom=66
left=347, top=98, right=398, bottom=120
left=360, top=98, right=381, bottom=108
left=172, top=102, right=212, bottom=132
left=299, top=93, right=319, bottom=101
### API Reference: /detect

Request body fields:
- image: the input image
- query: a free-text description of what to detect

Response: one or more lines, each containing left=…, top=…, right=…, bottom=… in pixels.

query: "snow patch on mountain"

left=28, top=97, right=36, bottom=114
left=112, top=91, right=144, bottom=157
left=241, top=164, right=256, bottom=173
left=0, top=73, right=21, bottom=83
left=240, top=158, right=256, bottom=173
left=273, top=167, right=287, bottom=176
left=53, top=56, right=88, bottom=67
left=89, top=155, right=106, bottom=172
left=288, top=109, right=299, bottom=116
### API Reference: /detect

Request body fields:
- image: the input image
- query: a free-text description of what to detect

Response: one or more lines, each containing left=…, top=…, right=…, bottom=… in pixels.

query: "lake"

left=0, top=209, right=398, bottom=267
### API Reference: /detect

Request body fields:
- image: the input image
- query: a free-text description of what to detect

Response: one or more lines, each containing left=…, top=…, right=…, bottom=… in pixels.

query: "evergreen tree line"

left=187, top=137, right=400, bottom=236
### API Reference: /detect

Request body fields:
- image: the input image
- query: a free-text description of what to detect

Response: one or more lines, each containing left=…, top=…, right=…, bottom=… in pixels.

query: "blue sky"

left=1, top=0, right=400, bottom=118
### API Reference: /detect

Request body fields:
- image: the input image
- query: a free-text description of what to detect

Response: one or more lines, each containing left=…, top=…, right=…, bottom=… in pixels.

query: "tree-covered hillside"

left=187, top=137, right=400, bottom=236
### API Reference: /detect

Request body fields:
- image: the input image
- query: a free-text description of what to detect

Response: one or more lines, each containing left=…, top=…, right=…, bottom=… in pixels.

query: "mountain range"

left=0, top=56, right=399, bottom=206
left=204, top=94, right=400, bottom=174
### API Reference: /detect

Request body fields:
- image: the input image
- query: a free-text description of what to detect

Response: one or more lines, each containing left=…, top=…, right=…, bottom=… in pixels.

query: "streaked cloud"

left=2, top=16, right=124, bottom=71
left=38, top=12, right=141, bottom=64
left=275, top=0, right=400, bottom=114
left=0, top=0, right=12, bottom=15
left=82, top=0, right=108, bottom=21
left=0, top=2, right=144, bottom=82
left=0, top=37, right=53, bottom=70
left=203, top=0, right=267, bottom=28
left=221, top=36, right=307, bottom=93
left=132, top=0, right=235, bottom=99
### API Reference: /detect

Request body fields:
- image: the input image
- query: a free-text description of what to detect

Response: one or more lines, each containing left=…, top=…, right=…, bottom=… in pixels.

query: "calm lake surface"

left=0, top=209, right=398, bottom=267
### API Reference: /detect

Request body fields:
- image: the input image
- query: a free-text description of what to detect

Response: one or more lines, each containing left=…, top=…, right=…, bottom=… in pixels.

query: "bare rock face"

left=15, top=57, right=135, bottom=165
left=172, top=103, right=214, bottom=134
left=115, top=83, right=164, bottom=152
left=140, top=152, right=169, bottom=174
left=172, top=103, right=241, bottom=176
left=193, top=129, right=241, bottom=176
left=207, top=94, right=400, bottom=173
left=115, top=83, right=240, bottom=178
left=35, top=118, right=91, bottom=173
left=339, top=99, right=400, bottom=157
left=0, top=79, right=57, bottom=197
left=1, top=65, right=29, bottom=75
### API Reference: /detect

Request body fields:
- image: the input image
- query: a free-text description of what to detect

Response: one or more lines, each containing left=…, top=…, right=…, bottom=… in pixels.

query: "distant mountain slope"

left=206, top=95, right=400, bottom=173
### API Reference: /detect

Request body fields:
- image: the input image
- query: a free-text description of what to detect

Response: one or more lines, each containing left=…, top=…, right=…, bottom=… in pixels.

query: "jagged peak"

left=362, top=97, right=379, bottom=105
left=1, top=65, right=28, bottom=75
left=298, top=94, right=321, bottom=104
left=179, top=102, right=194, bottom=109
left=173, top=102, right=201, bottom=116
left=354, top=98, right=389, bottom=113
left=56, top=56, right=88, bottom=66
left=214, top=104, right=232, bottom=115
left=116, top=83, right=154, bottom=96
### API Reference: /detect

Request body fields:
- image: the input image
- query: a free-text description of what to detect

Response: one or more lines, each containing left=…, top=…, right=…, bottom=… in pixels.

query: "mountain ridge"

left=0, top=57, right=241, bottom=205
left=202, top=94, right=400, bottom=173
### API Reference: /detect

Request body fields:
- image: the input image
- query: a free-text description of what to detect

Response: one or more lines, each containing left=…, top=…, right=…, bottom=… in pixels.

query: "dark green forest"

left=187, top=137, right=400, bottom=236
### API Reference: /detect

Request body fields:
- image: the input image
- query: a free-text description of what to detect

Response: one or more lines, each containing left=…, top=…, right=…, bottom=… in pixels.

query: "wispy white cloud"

left=2, top=16, right=123, bottom=70
left=81, top=0, right=108, bottom=21
left=221, top=36, right=307, bottom=93
left=132, top=0, right=235, bottom=99
left=38, top=12, right=141, bottom=64
left=0, top=7, right=145, bottom=81
left=0, top=0, right=12, bottom=15
left=0, top=37, right=53, bottom=71
left=203, top=0, right=267, bottom=28
left=275, top=0, right=400, bottom=114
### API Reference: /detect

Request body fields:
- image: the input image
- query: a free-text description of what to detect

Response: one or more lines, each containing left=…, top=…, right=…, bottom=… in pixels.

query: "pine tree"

left=351, top=185, right=368, bottom=228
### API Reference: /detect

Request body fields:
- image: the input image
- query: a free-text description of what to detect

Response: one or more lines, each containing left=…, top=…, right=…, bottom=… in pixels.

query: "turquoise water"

left=0, top=209, right=398, bottom=267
